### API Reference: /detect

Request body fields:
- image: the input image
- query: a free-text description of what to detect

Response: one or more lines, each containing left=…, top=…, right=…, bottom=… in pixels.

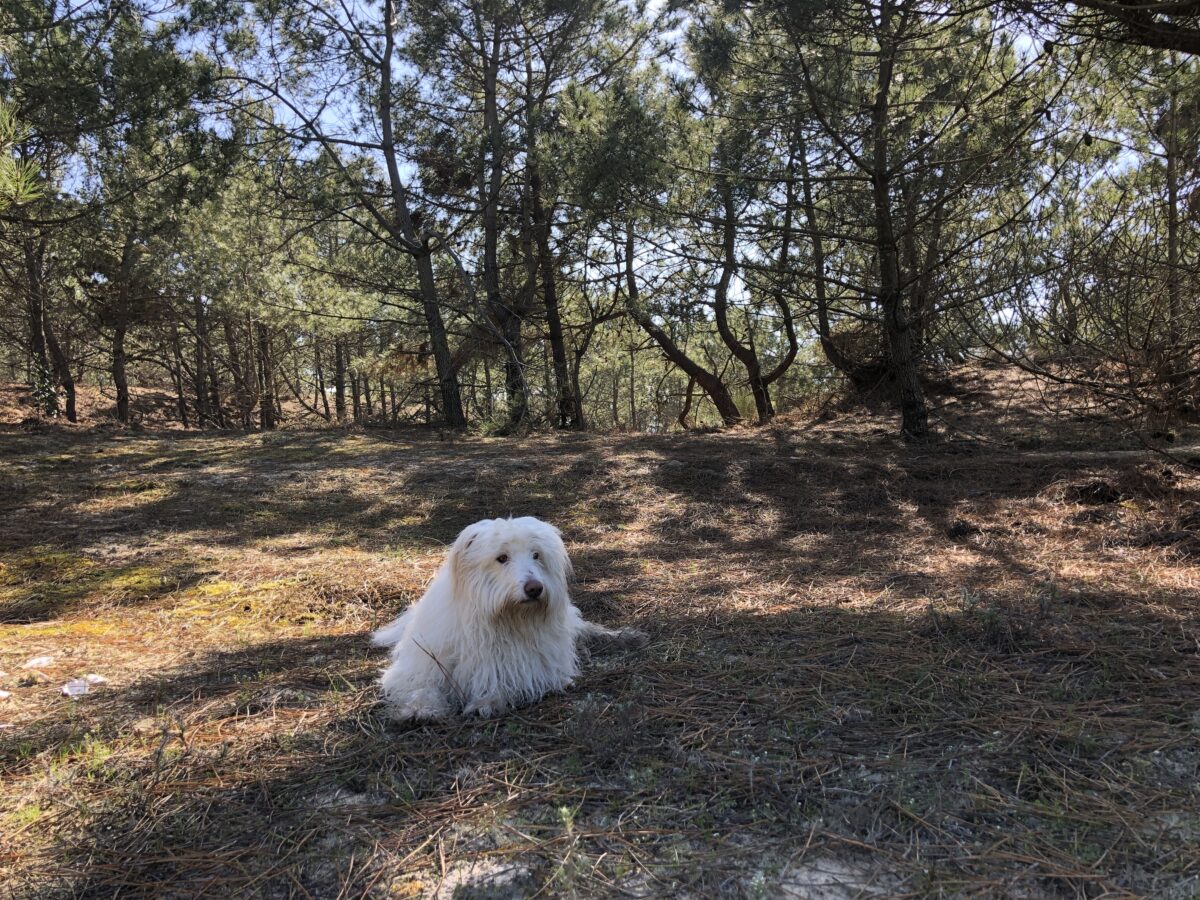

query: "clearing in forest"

left=1, top=409, right=1199, bottom=897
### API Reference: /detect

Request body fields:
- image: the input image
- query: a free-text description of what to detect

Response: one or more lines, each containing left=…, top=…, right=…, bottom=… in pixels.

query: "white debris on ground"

left=778, top=856, right=899, bottom=899
left=60, top=673, right=110, bottom=698
left=20, top=656, right=53, bottom=669
left=62, top=679, right=91, bottom=698
left=430, top=859, right=533, bottom=900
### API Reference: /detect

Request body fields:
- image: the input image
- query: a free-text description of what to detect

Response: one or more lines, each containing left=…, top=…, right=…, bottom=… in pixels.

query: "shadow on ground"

left=1, top=422, right=1199, bottom=896
left=12, top=593, right=1200, bottom=898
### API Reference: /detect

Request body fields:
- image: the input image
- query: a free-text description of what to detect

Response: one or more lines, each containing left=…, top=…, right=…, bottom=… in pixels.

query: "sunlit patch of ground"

left=1, top=408, right=1199, bottom=896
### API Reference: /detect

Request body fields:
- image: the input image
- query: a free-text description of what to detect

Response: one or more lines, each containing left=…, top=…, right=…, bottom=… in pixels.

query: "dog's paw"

left=462, top=695, right=508, bottom=718
left=383, top=687, right=454, bottom=722
left=387, top=703, right=452, bottom=722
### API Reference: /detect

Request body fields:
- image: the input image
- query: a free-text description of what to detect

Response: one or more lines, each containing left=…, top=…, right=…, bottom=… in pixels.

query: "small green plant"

left=557, top=803, right=576, bottom=834
left=30, top=362, right=59, bottom=417
left=959, top=586, right=983, bottom=613
left=7, top=805, right=43, bottom=829
left=1036, top=578, right=1058, bottom=618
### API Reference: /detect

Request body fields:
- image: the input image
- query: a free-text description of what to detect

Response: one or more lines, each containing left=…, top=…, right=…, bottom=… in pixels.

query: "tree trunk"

left=628, top=345, right=637, bottom=431
left=798, top=131, right=873, bottom=386
left=314, top=342, right=331, bottom=421
left=570, top=322, right=603, bottom=431
left=481, top=23, right=527, bottom=432
left=1163, top=69, right=1185, bottom=419
left=334, top=338, right=347, bottom=422
left=26, top=288, right=49, bottom=379
left=1166, top=83, right=1180, bottom=344
left=256, top=321, right=276, bottom=430
left=414, top=252, right=466, bottom=427
left=871, top=5, right=928, bottom=441
left=524, top=59, right=579, bottom=429
left=535, top=197, right=578, bottom=427
left=23, top=237, right=58, bottom=417
left=25, top=234, right=76, bottom=420
left=711, top=180, right=774, bottom=423
left=224, top=316, right=252, bottom=427
left=623, top=222, right=742, bottom=426
left=170, top=323, right=190, bottom=427
left=678, top=375, right=696, bottom=430
left=570, top=358, right=586, bottom=430
left=483, top=358, right=494, bottom=421
left=762, top=142, right=800, bottom=390
left=192, top=296, right=211, bottom=425
left=499, top=313, right=526, bottom=430
left=22, top=240, right=47, bottom=374
left=611, top=369, right=620, bottom=429
left=379, top=0, right=466, bottom=429
left=42, top=313, right=76, bottom=422
left=207, top=344, right=225, bottom=428
left=113, top=325, right=130, bottom=423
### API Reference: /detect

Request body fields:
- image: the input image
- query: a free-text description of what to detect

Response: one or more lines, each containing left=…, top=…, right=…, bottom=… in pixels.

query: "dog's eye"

left=496, top=554, right=508, bottom=564
left=532, top=551, right=540, bottom=560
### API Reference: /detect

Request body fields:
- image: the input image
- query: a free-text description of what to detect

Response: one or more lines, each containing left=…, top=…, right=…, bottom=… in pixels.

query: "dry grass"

left=2, top=393, right=1200, bottom=897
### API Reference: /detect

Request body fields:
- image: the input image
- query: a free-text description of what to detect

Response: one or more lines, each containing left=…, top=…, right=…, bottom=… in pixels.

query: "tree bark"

left=42, top=311, right=76, bottom=422
left=170, top=322, right=189, bottom=427
left=113, top=325, right=130, bottom=423
left=334, top=338, right=347, bottom=422
left=871, top=4, right=928, bottom=441
left=628, top=345, right=637, bottom=431
left=1165, top=71, right=1182, bottom=360
left=482, top=358, right=494, bottom=421
left=380, top=0, right=466, bottom=427
left=224, top=316, right=252, bottom=427
left=256, top=321, right=276, bottom=430
left=678, top=375, right=696, bottom=430
left=611, top=368, right=620, bottom=429
left=314, top=342, right=331, bottom=420
left=206, top=342, right=225, bottom=428
left=415, top=251, right=466, bottom=426
left=798, top=131, right=874, bottom=386
left=623, top=222, right=742, bottom=426
left=711, top=180, right=774, bottom=423
left=192, top=296, right=211, bottom=425
left=22, top=236, right=67, bottom=418
left=481, top=21, right=527, bottom=431
left=525, top=59, right=579, bottom=429
left=22, top=238, right=48, bottom=370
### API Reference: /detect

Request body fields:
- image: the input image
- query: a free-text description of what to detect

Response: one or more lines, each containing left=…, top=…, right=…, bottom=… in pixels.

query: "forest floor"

left=2, top=375, right=1200, bottom=897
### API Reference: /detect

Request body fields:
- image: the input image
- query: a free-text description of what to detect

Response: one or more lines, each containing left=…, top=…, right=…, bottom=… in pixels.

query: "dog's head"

left=448, top=517, right=572, bottom=618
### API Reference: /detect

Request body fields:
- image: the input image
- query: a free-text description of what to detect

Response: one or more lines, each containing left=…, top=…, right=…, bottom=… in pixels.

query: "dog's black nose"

left=523, top=579, right=544, bottom=600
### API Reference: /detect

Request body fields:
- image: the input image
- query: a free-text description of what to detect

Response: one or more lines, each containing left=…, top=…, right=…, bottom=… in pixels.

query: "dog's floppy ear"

left=447, top=521, right=483, bottom=594
left=543, top=521, right=574, bottom=584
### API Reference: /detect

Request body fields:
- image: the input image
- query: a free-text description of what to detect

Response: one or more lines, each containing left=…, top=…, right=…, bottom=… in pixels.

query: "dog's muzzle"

left=521, top=578, right=544, bottom=603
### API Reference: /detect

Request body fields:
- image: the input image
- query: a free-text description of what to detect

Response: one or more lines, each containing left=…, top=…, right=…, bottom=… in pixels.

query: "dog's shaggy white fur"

left=372, top=517, right=643, bottom=720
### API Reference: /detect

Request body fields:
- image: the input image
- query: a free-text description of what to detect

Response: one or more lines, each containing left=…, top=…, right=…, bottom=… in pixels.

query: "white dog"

left=372, top=516, right=645, bottom=720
